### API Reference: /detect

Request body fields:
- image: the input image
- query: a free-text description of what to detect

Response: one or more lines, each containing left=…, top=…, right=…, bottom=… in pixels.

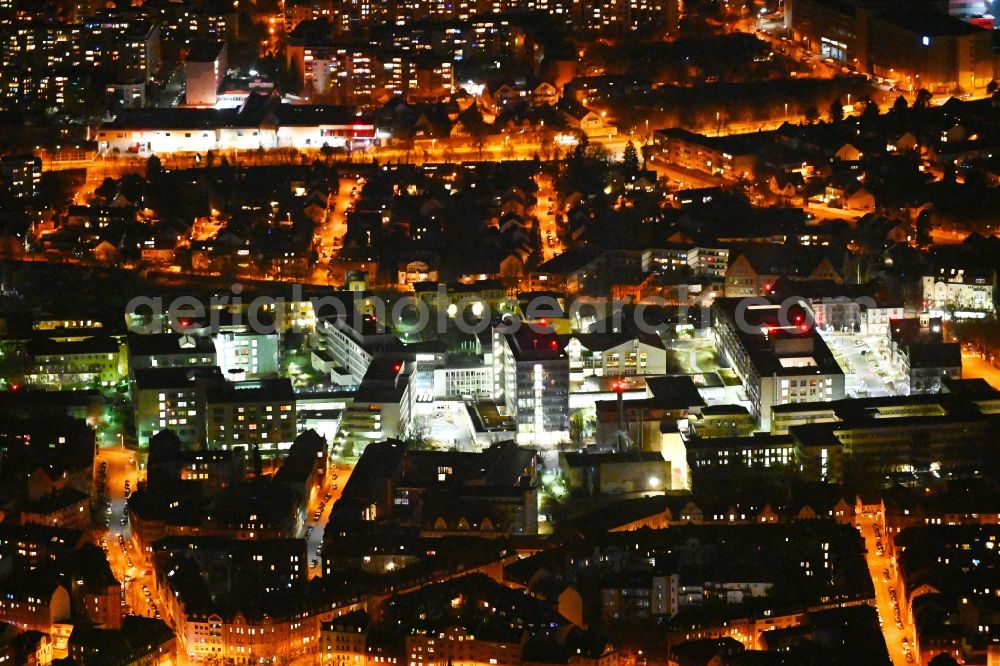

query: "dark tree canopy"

left=829, top=98, right=844, bottom=123
left=622, top=140, right=639, bottom=173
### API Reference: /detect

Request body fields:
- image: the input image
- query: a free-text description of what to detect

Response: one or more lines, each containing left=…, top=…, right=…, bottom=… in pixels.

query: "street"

left=97, top=445, right=354, bottom=636
left=310, top=175, right=362, bottom=283
left=857, top=513, right=917, bottom=666
left=305, top=463, right=353, bottom=579
left=929, top=228, right=971, bottom=245
left=961, top=351, right=1000, bottom=390
left=805, top=201, right=865, bottom=223
left=94, top=447, right=150, bottom=619
left=534, top=173, right=565, bottom=262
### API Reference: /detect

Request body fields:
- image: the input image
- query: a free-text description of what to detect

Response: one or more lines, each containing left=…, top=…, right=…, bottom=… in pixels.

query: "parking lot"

left=821, top=330, right=898, bottom=398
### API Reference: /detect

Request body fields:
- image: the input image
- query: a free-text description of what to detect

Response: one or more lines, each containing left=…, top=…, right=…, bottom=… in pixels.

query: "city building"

left=0, top=523, right=84, bottom=574
left=314, top=310, right=400, bottom=386
left=0, top=577, right=70, bottom=635
left=321, top=610, right=368, bottom=666
left=96, top=94, right=377, bottom=154
left=0, top=414, right=95, bottom=505
left=559, top=451, right=672, bottom=496
left=788, top=0, right=995, bottom=92
left=653, top=128, right=759, bottom=180
left=20, top=487, right=91, bottom=529
left=724, top=245, right=845, bottom=298
left=129, top=432, right=327, bottom=554
left=184, top=41, right=227, bottom=107
left=686, top=404, right=756, bottom=439
left=886, top=317, right=962, bottom=394
left=132, top=366, right=222, bottom=447
left=68, top=616, right=176, bottom=666
left=324, top=439, right=538, bottom=560
left=713, top=298, right=846, bottom=430
left=212, top=323, right=280, bottom=379
left=922, top=265, right=996, bottom=318
left=687, top=246, right=731, bottom=279
left=127, top=333, right=217, bottom=378
left=770, top=381, right=1000, bottom=433
left=685, top=433, right=796, bottom=470
left=147, top=429, right=247, bottom=491
left=563, top=332, right=668, bottom=379
left=25, top=333, right=124, bottom=390
left=895, top=525, right=1000, bottom=664
left=0, top=155, right=41, bottom=201
left=412, top=280, right=507, bottom=318
left=789, top=402, right=1000, bottom=482
left=336, top=355, right=411, bottom=454
left=83, top=12, right=161, bottom=83
left=200, top=376, right=297, bottom=453
left=601, top=572, right=679, bottom=621
left=498, top=324, right=570, bottom=447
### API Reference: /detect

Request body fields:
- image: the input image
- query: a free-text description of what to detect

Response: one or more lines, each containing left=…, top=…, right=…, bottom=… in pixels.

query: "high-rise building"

left=184, top=41, right=227, bottom=106
left=0, top=155, right=41, bottom=201
left=199, top=376, right=297, bottom=454
left=497, top=323, right=570, bottom=447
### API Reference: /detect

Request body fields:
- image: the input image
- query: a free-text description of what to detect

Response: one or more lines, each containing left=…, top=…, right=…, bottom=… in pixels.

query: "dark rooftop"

left=186, top=40, right=226, bottom=63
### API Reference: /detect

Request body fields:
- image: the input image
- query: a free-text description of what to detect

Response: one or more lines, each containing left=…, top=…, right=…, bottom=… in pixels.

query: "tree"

left=280, top=58, right=303, bottom=95
left=892, top=95, right=909, bottom=114
left=804, top=105, right=820, bottom=125
left=829, top=98, right=844, bottom=123
left=0, top=341, right=29, bottom=388
left=340, top=440, right=355, bottom=460
left=622, top=140, right=639, bottom=173
left=146, top=154, right=163, bottom=180
left=94, top=177, right=118, bottom=202
left=586, top=142, right=612, bottom=163
left=539, top=129, right=554, bottom=161
left=914, top=88, right=933, bottom=110
left=916, top=209, right=932, bottom=246
left=119, top=173, right=145, bottom=204
left=573, top=134, right=590, bottom=161
left=861, top=99, right=879, bottom=124
left=942, top=160, right=957, bottom=185
left=36, top=171, right=76, bottom=209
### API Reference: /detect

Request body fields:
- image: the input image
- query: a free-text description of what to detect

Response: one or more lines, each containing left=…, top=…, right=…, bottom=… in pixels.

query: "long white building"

left=96, top=92, right=376, bottom=155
